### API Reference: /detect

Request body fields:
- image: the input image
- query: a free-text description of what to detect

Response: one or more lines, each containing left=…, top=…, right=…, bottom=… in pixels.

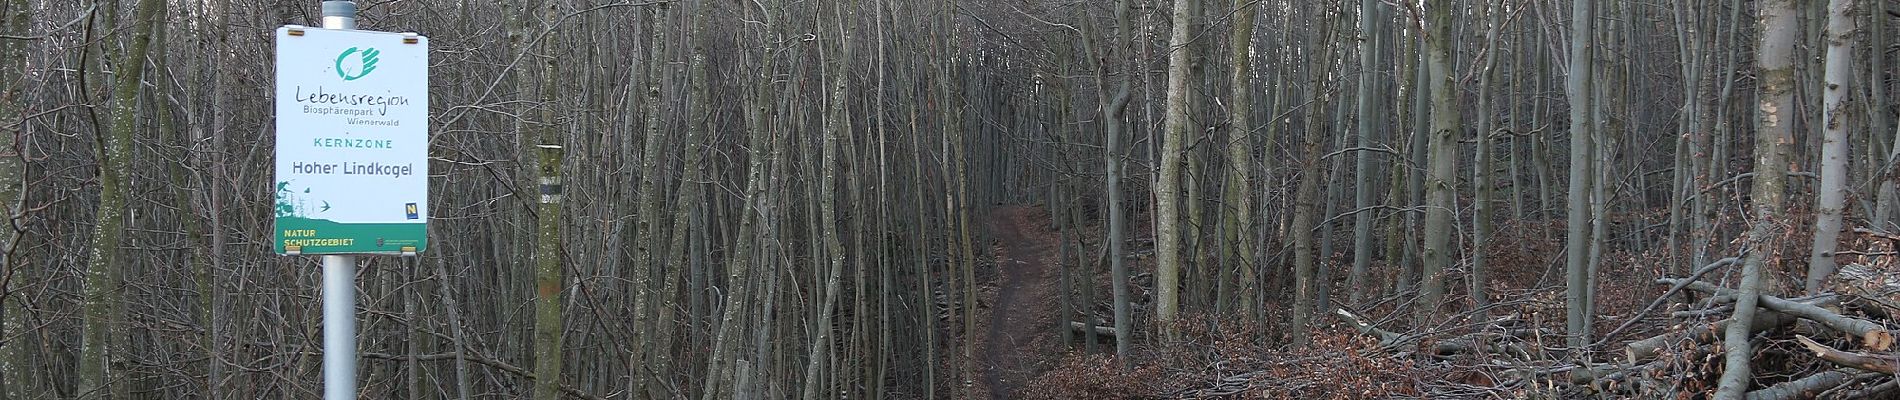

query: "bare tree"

left=1716, top=0, right=1799, bottom=396
left=1804, top=0, right=1854, bottom=294
left=1223, top=0, right=1258, bottom=319
left=1153, top=0, right=1194, bottom=343
left=529, top=0, right=567, bottom=397
left=1563, top=0, right=1597, bottom=349
left=1418, top=0, right=1458, bottom=324
left=80, top=0, right=163, bottom=396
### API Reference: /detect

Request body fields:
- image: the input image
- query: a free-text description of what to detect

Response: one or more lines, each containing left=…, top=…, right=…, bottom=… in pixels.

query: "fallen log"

left=1664, top=278, right=1893, bottom=351
left=1069, top=321, right=1118, bottom=338
left=1794, top=335, right=1900, bottom=374
left=1334, top=309, right=1517, bottom=357
left=1334, top=308, right=1403, bottom=344
left=1625, top=310, right=1795, bottom=363
left=1743, top=369, right=1855, bottom=400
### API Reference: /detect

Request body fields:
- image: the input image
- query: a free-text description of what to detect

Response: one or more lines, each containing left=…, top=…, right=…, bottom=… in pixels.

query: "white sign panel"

left=274, top=26, right=429, bottom=255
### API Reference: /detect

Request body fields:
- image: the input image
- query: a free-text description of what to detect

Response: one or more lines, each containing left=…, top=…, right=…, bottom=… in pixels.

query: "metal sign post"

left=319, top=4, right=357, bottom=399
left=275, top=1, right=430, bottom=398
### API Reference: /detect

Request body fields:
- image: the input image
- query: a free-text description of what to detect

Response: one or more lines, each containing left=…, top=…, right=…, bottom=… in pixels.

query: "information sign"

left=274, top=26, right=429, bottom=255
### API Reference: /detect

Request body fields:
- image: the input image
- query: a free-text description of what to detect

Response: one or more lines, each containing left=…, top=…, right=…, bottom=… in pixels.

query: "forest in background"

left=2, top=0, right=1900, bottom=398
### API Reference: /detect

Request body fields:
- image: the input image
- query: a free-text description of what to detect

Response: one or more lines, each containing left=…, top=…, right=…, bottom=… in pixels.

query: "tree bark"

left=1154, top=0, right=1195, bottom=342
left=1563, top=0, right=1597, bottom=349
left=802, top=1, right=853, bottom=395
left=1717, top=0, right=1798, bottom=396
left=1086, top=0, right=1138, bottom=366
left=0, top=0, right=30, bottom=394
left=1470, top=0, right=1506, bottom=312
left=703, top=4, right=775, bottom=395
left=1224, top=0, right=1259, bottom=318
left=80, top=0, right=162, bottom=396
left=531, top=1, right=566, bottom=397
left=1745, top=367, right=1854, bottom=400
left=1667, top=279, right=1894, bottom=351
left=1804, top=0, right=1855, bottom=293
left=1419, top=0, right=1459, bottom=324
left=1348, top=0, right=1383, bottom=306
left=1794, top=335, right=1899, bottom=373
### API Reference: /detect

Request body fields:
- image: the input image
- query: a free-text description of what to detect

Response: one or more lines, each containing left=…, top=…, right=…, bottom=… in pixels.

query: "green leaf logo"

left=335, top=47, right=381, bottom=81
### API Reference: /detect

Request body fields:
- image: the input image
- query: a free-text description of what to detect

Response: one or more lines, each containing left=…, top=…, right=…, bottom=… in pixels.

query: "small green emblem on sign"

left=335, top=47, right=380, bottom=81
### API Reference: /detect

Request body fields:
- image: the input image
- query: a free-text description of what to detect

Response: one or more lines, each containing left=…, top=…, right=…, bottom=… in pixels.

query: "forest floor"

left=977, top=205, right=1063, bottom=399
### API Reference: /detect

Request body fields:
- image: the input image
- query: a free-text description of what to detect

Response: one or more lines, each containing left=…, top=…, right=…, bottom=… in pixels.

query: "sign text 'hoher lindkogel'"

left=274, top=26, right=429, bottom=255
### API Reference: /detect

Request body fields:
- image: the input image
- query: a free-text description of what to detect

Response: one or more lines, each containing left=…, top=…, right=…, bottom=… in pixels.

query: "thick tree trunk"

left=1419, top=0, right=1458, bottom=324
left=1717, top=0, right=1798, bottom=396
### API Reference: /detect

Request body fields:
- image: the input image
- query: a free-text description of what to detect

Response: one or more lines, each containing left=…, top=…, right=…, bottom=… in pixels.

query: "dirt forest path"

left=978, top=206, right=1062, bottom=399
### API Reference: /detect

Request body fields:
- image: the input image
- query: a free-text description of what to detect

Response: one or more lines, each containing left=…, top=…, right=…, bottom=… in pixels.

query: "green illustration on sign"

left=335, top=47, right=380, bottom=81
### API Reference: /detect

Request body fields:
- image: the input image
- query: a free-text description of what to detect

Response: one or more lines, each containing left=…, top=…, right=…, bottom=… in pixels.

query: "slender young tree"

left=802, top=0, right=853, bottom=396
left=627, top=4, right=671, bottom=395
left=1083, top=0, right=1137, bottom=365
left=1562, top=0, right=1597, bottom=349
left=1153, top=0, right=1195, bottom=342
left=1223, top=0, right=1259, bottom=318
left=1348, top=0, right=1383, bottom=306
left=703, top=3, right=777, bottom=397
left=1717, top=0, right=1798, bottom=396
left=1804, top=0, right=1854, bottom=293
left=1292, top=1, right=1340, bottom=341
left=80, top=0, right=163, bottom=396
left=530, top=1, right=567, bottom=397
left=1469, top=0, right=1507, bottom=312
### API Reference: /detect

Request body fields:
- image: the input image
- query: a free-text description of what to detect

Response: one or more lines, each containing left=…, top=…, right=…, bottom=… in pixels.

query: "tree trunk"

left=1804, top=0, right=1854, bottom=293
left=80, top=0, right=162, bottom=396
left=1419, top=0, right=1459, bottom=324
left=1154, top=0, right=1195, bottom=342
left=531, top=1, right=566, bottom=397
left=626, top=4, right=671, bottom=395
left=1085, top=0, right=1138, bottom=365
left=1470, top=0, right=1505, bottom=312
left=1292, top=4, right=1339, bottom=341
left=1563, top=0, right=1597, bottom=349
left=1717, top=0, right=1798, bottom=396
left=1224, top=0, right=1258, bottom=318
left=802, top=1, right=853, bottom=395
left=1348, top=0, right=1383, bottom=307
left=0, top=0, right=30, bottom=394
left=703, top=6, right=775, bottom=395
